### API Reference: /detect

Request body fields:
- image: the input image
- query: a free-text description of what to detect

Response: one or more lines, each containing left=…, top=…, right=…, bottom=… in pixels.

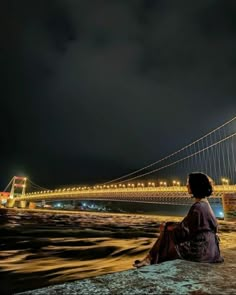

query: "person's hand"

left=160, top=222, right=166, bottom=232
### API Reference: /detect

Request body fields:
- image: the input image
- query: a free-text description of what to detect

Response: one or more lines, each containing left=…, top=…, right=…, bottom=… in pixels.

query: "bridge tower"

left=9, top=176, right=27, bottom=199
left=6, top=176, right=27, bottom=208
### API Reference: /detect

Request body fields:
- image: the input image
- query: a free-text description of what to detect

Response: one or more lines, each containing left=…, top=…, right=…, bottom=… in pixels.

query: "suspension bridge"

left=1, top=116, right=236, bottom=216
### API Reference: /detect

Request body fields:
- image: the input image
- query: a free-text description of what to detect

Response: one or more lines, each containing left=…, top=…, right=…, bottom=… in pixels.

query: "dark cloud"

left=1, top=0, right=236, bottom=187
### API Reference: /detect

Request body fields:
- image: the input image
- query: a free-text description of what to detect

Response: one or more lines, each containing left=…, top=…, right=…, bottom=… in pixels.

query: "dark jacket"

left=173, top=201, right=224, bottom=263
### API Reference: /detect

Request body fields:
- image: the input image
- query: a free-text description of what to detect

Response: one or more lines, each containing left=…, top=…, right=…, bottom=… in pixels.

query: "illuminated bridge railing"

left=14, top=185, right=236, bottom=206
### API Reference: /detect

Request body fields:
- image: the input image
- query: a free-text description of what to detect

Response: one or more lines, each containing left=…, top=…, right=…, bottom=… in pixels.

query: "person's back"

left=174, top=200, right=223, bottom=263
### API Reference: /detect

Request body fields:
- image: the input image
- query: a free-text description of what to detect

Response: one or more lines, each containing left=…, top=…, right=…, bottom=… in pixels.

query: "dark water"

left=0, top=208, right=166, bottom=294
left=0, top=202, right=223, bottom=294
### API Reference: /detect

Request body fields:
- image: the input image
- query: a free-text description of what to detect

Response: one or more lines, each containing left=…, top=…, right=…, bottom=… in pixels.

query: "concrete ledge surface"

left=17, top=248, right=236, bottom=295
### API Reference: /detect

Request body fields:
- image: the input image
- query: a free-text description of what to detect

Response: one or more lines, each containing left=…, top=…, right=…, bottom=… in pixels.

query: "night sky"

left=1, top=0, right=236, bottom=189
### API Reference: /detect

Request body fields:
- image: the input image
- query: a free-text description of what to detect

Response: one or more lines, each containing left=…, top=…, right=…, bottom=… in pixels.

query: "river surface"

left=0, top=208, right=234, bottom=295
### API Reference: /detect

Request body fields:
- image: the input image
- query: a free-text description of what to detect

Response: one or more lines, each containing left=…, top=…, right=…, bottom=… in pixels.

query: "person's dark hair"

left=188, top=172, right=213, bottom=198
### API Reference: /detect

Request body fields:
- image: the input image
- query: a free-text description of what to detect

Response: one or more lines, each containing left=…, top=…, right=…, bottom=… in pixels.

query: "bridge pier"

left=19, top=200, right=27, bottom=209
left=6, top=198, right=15, bottom=208
left=222, top=193, right=236, bottom=221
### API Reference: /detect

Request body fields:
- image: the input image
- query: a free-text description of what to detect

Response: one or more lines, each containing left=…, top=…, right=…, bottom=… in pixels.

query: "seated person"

left=133, top=172, right=224, bottom=268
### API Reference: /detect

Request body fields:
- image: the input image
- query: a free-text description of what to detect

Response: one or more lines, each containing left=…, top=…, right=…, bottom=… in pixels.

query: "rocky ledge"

left=18, top=247, right=235, bottom=295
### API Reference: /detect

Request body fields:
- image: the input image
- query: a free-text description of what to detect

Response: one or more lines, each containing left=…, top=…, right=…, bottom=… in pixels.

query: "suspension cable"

left=3, top=177, right=14, bottom=192
left=28, top=179, right=50, bottom=191
left=103, top=116, right=236, bottom=185
left=114, top=132, right=236, bottom=184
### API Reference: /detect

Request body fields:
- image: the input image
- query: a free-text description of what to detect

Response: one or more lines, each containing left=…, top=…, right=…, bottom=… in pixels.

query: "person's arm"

left=173, top=205, right=202, bottom=242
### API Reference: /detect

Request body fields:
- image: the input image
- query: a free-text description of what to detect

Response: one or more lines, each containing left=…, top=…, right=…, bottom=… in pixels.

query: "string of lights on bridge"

left=25, top=178, right=234, bottom=196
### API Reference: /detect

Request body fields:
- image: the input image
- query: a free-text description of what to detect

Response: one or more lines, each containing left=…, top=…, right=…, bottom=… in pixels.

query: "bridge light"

left=221, top=178, right=229, bottom=185
left=173, top=180, right=176, bottom=185
left=122, top=184, right=126, bottom=188
left=152, top=182, right=155, bottom=187
left=114, top=185, right=117, bottom=188
left=176, top=181, right=180, bottom=186
left=131, top=184, right=135, bottom=188
left=128, top=183, right=131, bottom=187
left=141, top=183, right=144, bottom=187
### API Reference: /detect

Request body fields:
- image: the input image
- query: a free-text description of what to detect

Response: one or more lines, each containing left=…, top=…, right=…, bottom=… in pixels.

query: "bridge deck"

left=13, top=185, right=236, bottom=205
